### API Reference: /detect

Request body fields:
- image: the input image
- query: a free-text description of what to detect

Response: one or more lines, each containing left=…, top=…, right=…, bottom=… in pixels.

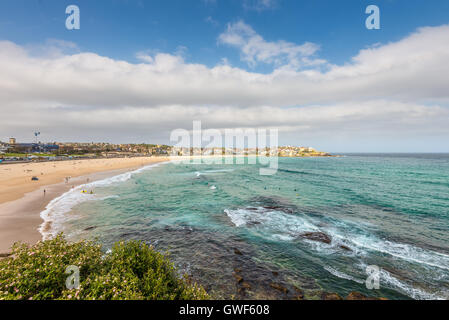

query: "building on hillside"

left=11, top=143, right=59, bottom=153
left=0, top=144, right=10, bottom=154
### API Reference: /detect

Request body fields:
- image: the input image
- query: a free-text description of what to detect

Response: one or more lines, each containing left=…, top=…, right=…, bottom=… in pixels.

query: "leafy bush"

left=0, top=235, right=208, bottom=300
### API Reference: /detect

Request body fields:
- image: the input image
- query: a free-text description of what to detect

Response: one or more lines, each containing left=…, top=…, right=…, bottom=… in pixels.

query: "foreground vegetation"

left=0, top=235, right=208, bottom=300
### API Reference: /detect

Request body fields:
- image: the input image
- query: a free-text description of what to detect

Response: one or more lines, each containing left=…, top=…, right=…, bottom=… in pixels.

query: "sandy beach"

left=0, top=157, right=168, bottom=252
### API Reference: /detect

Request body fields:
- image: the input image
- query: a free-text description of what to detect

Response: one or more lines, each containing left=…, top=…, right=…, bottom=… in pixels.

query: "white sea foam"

left=225, top=206, right=449, bottom=269
left=39, top=161, right=166, bottom=240
left=306, top=220, right=449, bottom=272
left=224, top=208, right=249, bottom=227
left=202, top=169, right=234, bottom=173
left=321, top=228, right=449, bottom=299
left=325, top=264, right=447, bottom=300
left=224, top=207, right=319, bottom=241
left=356, top=262, right=448, bottom=300
left=224, top=206, right=357, bottom=247
left=224, top=205, right=449, bottom=300
left=195, top=169, right=234, bottom=177
left=311, top=226, right=449, bottom=274
left=349, top=235, right=449, bottom=271
left=379, top=268, right=447, bottom=300
left=324, top=266, right=365, bottom=284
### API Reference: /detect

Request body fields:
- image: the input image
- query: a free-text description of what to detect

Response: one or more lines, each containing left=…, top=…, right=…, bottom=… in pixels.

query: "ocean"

left=40, top=154, right=449, bottom=300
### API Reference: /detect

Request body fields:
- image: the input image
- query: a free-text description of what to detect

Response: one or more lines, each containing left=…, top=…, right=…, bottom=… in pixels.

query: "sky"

left=0, top=0, right=448, bottom=152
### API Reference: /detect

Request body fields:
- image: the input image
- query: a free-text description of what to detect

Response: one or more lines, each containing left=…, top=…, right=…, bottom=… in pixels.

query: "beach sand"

left=0, top=157, right=168, bottom=252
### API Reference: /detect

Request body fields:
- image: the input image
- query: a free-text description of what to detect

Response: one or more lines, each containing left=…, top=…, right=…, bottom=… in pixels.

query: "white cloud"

left=218, top=20, right=322, bottom=69
left=205, top=16, right=219, bottom=27
left=203, top=0, right=277, bottom=11
left=0, top=24, right=448, bottom=151
left=243, top=0, right=278, bottom=11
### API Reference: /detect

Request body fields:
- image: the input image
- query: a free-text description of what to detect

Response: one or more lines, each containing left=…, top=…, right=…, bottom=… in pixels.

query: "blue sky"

left=0, top=0, right=448, bottom=152
left=1, top=0, right=449, bottom=69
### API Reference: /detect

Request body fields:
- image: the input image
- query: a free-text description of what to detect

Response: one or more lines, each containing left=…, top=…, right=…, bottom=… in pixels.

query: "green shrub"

left=0, top=235, right=208, bottom=300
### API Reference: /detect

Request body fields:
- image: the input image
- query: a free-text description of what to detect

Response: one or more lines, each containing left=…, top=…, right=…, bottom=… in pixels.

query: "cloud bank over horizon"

left=0, top=22, right=448, bottom=152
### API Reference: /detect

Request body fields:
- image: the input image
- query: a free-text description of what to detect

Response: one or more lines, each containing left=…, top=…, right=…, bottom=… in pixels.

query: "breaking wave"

left=39, top=162, right=166, bottom=240
left=224, top=205, right=449, bottom=299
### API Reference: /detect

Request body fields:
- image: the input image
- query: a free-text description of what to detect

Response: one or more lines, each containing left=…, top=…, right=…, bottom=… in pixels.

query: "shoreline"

left=0, top=155, right=239, bottom=253
left=0, top=154, right=318, bottom=253
left=0, top=156, right=169, bottom=252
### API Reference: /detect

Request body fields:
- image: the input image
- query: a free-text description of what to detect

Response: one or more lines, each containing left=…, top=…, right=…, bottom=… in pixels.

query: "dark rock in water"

left=233, top=273, right=244, bottom=283
left=121, top=232, right=138, bottom=238
left=237, top=282, right=252, bottom=296
left=270, top=282, right=289, bottom=294
left=322, top=292, right=343, bottom=300
left=84, top=226, right=96, bottom=231
left=241, top=282, right=251, bottom=290
left=346, top=291, right=385, bottom=300
left=237, top=287, right=247, bottom=296
left=381, top=266, right=415, bottom=283
left=300, top=232, right=332, bottom=244
left=272, top=271, right=279, bottom=277
left=263, top=206, right=293, bottom=214
left=293, top=286, right=304, bottom=300
left=136, top=222, right=321, bottom=300
left=249, top=196, right=296, bottom=214
left=339, top=245, right=352, bottom=251
left=346, top=292, right=367, bottom=300
left=263, top=206, right=280, bottom=210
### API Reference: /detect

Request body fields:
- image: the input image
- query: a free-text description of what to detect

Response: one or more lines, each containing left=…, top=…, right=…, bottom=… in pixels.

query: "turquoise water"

left=45, top=154, right=449, bottom=300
